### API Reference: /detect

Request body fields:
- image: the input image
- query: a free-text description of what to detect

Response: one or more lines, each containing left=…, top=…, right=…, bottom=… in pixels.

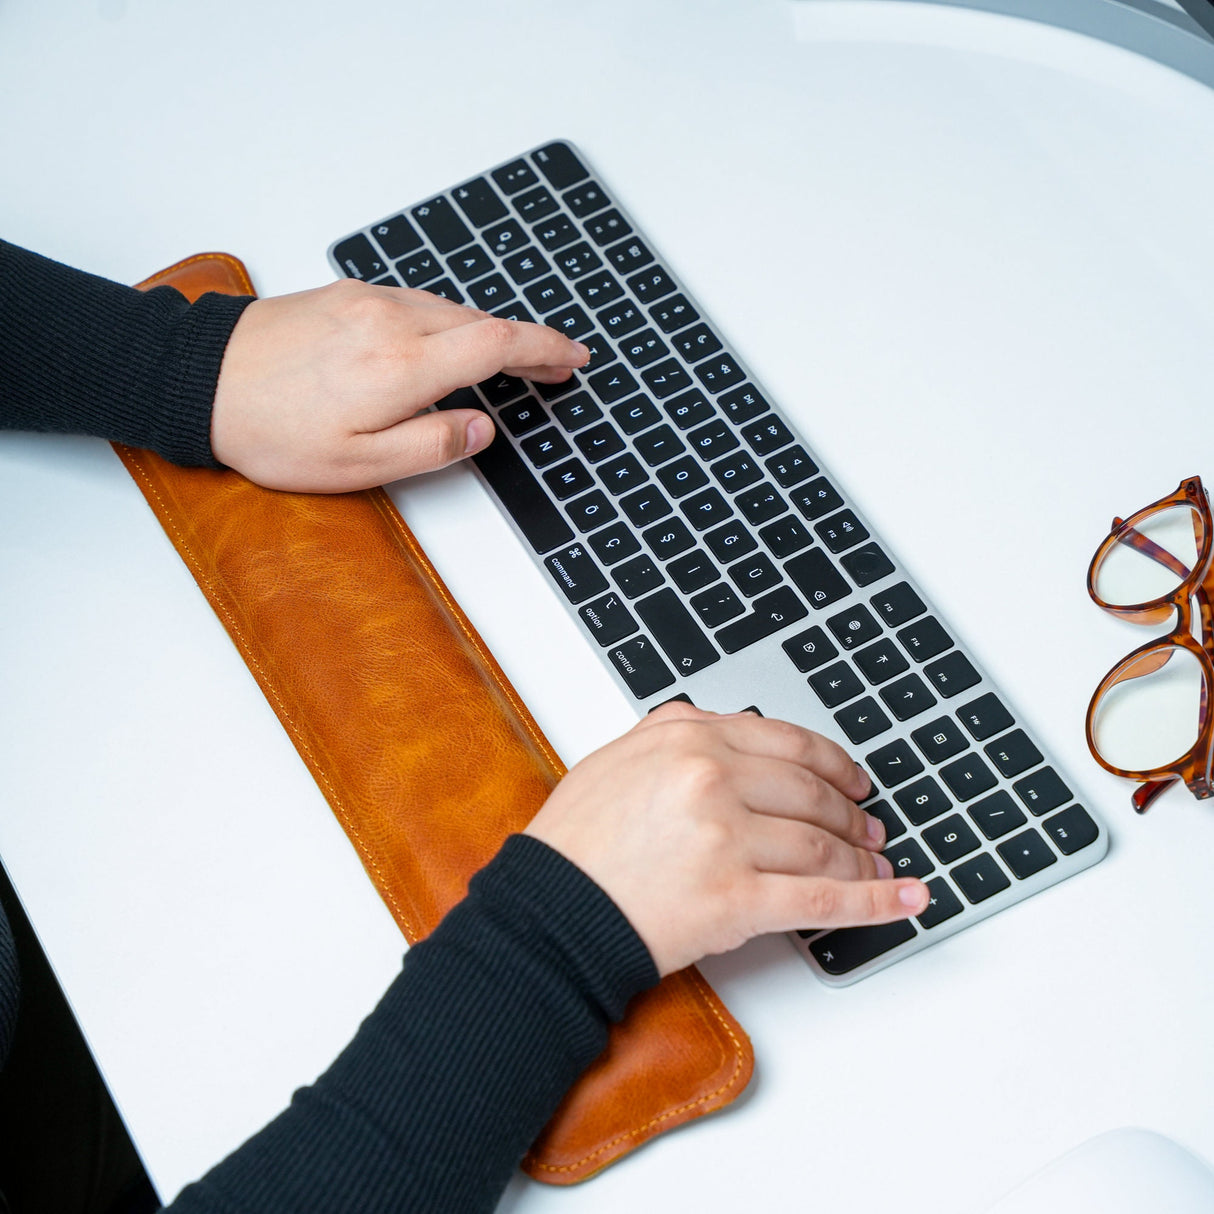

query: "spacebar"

left=472, top=434, right=575, bottom=555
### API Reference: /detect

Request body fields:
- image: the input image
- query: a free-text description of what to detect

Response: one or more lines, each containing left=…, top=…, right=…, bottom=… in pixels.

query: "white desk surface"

left=3, top=1, right=1214, bottom=1209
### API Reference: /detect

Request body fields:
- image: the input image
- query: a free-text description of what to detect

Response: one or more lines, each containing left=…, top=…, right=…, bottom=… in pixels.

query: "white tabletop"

left=3, top=2, right=1214, bottom=1210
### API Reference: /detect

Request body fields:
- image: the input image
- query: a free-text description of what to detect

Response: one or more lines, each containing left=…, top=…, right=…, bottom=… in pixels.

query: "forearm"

left=0, top=241, right=251, bottom=465
left=166, top=835, right=658, bottom=1214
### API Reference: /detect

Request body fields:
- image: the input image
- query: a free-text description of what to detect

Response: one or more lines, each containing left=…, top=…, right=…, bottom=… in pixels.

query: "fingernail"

left=571, top=341, right=590, bottom=363
left=898, top=881, right=929, bottom=911
left=855, top=763, right=873, bottom=800
left=464, top=414, right=494, bottom=454
left=864, top=812, right=886, bottom=848
left=875, top=854, right=894, bottom=880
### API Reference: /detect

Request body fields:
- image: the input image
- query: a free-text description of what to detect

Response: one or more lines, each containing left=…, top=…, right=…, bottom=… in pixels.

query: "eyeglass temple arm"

left=1111, top=517, right=1193, bottom=580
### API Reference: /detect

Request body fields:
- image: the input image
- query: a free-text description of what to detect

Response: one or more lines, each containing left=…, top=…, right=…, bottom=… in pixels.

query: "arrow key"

left=834, top=697, right=893, bottom=745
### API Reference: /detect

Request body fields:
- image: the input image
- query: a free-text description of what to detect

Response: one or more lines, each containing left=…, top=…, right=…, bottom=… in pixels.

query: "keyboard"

left=329, top=140, right=1108, bottom=985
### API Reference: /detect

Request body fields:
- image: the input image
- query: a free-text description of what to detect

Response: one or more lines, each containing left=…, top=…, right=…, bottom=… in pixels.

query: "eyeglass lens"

left=1092, top=505, right=1203, bottom=607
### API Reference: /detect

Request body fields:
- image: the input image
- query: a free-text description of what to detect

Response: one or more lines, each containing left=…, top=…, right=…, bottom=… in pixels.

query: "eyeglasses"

left=1085, top=476, right=1214, bottom=813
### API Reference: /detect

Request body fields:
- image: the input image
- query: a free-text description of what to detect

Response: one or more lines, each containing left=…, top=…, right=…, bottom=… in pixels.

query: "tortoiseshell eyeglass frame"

left=1085, top=476, right=1214, bottom=813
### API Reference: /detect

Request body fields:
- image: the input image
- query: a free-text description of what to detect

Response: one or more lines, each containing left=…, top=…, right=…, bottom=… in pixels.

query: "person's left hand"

left=210, top=279, right=589, bottom=492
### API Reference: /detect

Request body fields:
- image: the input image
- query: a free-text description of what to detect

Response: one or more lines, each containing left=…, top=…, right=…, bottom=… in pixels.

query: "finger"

left=751, top=873, right=930, bottom=937
left=745, top=817, right=893, bottom=880
left=729, top=755, right=885, bottom=850
left=354, top=408, right=496, bottom=486
left=503, top=364, right=580, bottom=385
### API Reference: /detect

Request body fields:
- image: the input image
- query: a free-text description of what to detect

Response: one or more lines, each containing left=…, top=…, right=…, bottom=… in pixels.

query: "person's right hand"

left=525, top=701, right=929, bottom=977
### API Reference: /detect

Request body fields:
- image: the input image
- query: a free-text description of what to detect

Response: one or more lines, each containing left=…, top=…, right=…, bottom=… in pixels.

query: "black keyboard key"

left=897, top=616, right=953, bottom=663
left=672, top=323, right=723, bottom=364
left=826, top=604, right=881, bottom=651
left=552, top=392, right=602, bottom=432
left=620, top=329, right=669, bottom=369
left=782, top=626, right=837, bottom=673
left=727, top=553, right=781, bottom=597
left=644, top=518, right=695, bottom=562
left=918, top=877, right=964, bottom=929
left=635, top=424, right=685, bottom=467
left=608, top=635, right=674, bottom=699
left=578, top=591, right=638, bottom=647
left=611, top=395, right=661, bottom=435
left=691, top=583, right=746, bottom=627
left=884, top=837, right=934, bottom=879
left=598, top=452, right=648, bottom=495
left=478, top=372, right=528, bottom=407
left=467, top=274, right=515, bottom=311
left=424, top=278, right=463, bottom=303
left=575, top=270, right=624, bottom=308
left=716, top=587, right=807, bottom=653
left=816, top=510, right=870, bottom=554
left=636, top=589, right=721, bottom=676
left=564, top=178, right=610, bottom=217
left=525, top=274, right=574, bottom=312
left=411, top=196, right=473, bottom=254
left=681, top=488, right=733, bottom=531
left=588, top=364, right=639, bottom=405
left=333, top=233, right=388, bottom=280
left=894, top=776, right=952, bottom=826
left=629, top=266, right=677, bottom=303
left=656, top=456, right=709, bottom=499
left=718, top=384, right=769, bottom=425
left=854, top=638, right=910, bottom=685
left=925, top=651, right=982, bottom=698
left=532, top=215, right=580, bottom=251
left=614, top=553, right=665, bottom=598
left=554, top=241, right=603, bottom=280
left=370, top=214, right=424, bottom=259
left=584, top=208, right=632, bottom=246
left=452, top=176, right=509, bottom=227
left=957, top=693, right=1015, bottom=741
left=923, top=815, right=981, bottom=865
left=952, top=853, right=1011, bottom=904
left=587, top=521, right=641, bottom=566
left=663, top=389, right=715, bottom=430
left=866, top=800, right=907, bottom=844
left=498, top=398, right=548, bottom=437
left=866, top=739, right=926, bottom=788
left=542, top=458, right=595, bottom=500
left=503, top=247, right=552, bottom=286
left=785, top=548, right=851, bottom=610
left=566, top=489, right=618, bottom=533
left=533, top=142, right=589, bottom=189
left=841, top=543, right=896, bottom=588
left=650, top=294, right=699, bottom=333
left=1013, top=767, right=1073, bottom=816
left=606, top=237, right=654, bottom=276
left=544, top=543, right=609, bottom=604
left=546, top=302, right=594, bottom=339
left=574, top=421, right=625, bottom=464
left=484, top=218, right=528, bottom=256
left=493, top=159, right=540, bottom=195
left=705, top=519, right=757, bottom=563
left=736, top=482, right=787, bottom=526
left=396, top=249, right=444, bottom=287
left=870, top=581, right=926, bottom=627
left=668, top=549, right=719, bottom=593
left=967, top=791, right=1027, bottom=841
left=514, top=184, right=560, bottom=224
left=910, top=716, right=969, bottom=765
left=760, top=516, right=814, bottom=558
left=809, top=662, right=864, bottom=709
left=711, top=450, right=763, bottom=494
left=695, top=354, right=745, bottom=393
left=985, top=730, right=1044, bottom=778
left=1042, top=804, right=1099, bottom=854
left=835, top=698, right=892, bottom=745
left=519, top=426, right=570, bottom=469
left=791, top=478, right=845, bottom=521
left=810, top=920, right=916, bottom=975
left=469, top=433, right=574, bottom=555
left=598, top=299, right=646, bottom=337
left=879, top=673, right=938, bottom=722
left=687, top=419, right=739, bottom=461
left=766, top=446, right=818, bottom=489
left=940, top=752, right=998, bottom=801
left=642, top=359, right=693, bottom=399
left=740, top=415, right=795, bottom=456
left=620, top=485, right=673, bottom=527
left=997, top=829, right=1058, bottom=879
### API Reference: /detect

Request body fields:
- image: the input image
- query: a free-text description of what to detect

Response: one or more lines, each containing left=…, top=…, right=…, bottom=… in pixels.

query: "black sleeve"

left=165, top=835, right=660, bottom=1214
left=0, top=241, right=253, bottom=466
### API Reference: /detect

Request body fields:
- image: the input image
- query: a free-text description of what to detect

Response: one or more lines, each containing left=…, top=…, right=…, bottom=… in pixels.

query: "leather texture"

left=114, top=253, right=753, bottom=1183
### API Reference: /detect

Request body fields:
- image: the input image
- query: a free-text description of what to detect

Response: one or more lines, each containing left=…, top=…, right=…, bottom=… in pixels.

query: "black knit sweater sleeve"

left=165, top=835, right=659, bottom=1214
left=0, top=241, right=252, bottom=466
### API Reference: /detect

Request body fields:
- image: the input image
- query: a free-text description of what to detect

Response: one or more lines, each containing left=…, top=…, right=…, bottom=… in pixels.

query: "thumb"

left=367, top=408, right=496, bottom=482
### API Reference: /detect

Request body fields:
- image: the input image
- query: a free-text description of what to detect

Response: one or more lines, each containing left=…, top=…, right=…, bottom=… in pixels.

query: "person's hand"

left=524, top=701, right=930, bottom=976
left=210, top=279, right=589, bottom=492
